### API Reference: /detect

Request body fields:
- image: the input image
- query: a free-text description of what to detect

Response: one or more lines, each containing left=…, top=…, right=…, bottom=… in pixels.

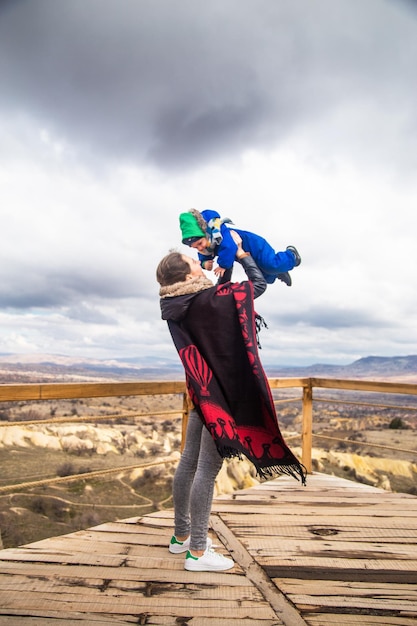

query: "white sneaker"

left=169, top=535, right=213, bottom=554
left=184, top=547, right=234, bottom=572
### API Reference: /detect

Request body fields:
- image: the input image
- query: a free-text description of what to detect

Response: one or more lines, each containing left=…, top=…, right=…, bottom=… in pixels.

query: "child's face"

left=190, top=237, right=209, bottom=252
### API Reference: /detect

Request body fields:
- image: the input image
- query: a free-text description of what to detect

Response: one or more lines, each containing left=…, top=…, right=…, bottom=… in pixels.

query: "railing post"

left=181, top=392, right=192, bottom=452
left=301, top=380, right=313, bottom=474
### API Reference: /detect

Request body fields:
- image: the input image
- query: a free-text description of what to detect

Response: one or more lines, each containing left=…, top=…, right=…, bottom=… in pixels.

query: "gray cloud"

left=0, top=269, right=138, bottom=310
left=1, top=0, right=417, bottom=170
left=66, top=304, right=118, bottom=325
left=272, top=306, right=392, bottom=331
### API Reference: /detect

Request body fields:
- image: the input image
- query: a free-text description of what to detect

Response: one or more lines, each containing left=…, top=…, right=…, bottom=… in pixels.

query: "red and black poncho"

left=161, top=277, right=306, bottom=484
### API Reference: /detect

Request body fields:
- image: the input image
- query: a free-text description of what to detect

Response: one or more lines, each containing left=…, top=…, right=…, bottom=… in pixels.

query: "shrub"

left=30, top=497, right=48, bottom=515
left=16, top=409, right=42, bottom=422
left=0, top=410, right=10, bottom=421
left=56, top=462, right=76, bottom=477
left=50, top=500, right=68, bottom=521
left=0, top=512, right=25, bottom=548
left=388, top=417, right=406, bottom=430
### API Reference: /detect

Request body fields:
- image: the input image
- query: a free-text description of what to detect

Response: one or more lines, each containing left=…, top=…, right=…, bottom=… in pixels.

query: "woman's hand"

left=230, top=230, right=242, bottom=247
left=230, top=230, right=248, bottom=259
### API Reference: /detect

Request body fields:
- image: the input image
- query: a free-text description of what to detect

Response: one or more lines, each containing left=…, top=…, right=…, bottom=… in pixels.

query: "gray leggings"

left=172, top=408, right=223, bottom=551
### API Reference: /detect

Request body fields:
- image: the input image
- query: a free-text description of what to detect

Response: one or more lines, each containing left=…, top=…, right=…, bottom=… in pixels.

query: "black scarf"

left=163, top=279, right=306, bottom=484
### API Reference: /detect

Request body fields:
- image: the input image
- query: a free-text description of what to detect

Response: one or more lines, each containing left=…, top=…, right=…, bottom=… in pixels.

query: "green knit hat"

left=179, top=212, right=206, bottom=245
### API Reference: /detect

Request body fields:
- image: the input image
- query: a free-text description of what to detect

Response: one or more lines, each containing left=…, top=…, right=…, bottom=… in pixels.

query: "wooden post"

left=181, top=392, right=192, bottom=452
left=301, top=380, right=313, bottom=473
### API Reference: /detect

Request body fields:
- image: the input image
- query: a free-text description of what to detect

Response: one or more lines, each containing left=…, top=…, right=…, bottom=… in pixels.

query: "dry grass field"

left=0, top=393, right=183, bottom=548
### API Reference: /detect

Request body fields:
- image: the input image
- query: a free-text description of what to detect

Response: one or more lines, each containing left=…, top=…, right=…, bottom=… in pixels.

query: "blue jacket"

left=199, top=210, right=295, bottom=283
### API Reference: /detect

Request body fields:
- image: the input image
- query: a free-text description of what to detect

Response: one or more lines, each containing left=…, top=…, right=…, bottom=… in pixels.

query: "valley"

left=0, top=357, right=416, bottom=549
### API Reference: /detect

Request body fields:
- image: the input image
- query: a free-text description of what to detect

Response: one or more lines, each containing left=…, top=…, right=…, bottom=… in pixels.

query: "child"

left=179, top=208, right=301, bottom=286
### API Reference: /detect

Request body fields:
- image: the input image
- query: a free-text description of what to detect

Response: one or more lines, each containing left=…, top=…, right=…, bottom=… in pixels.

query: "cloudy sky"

left=1, top=0, right=417, bottom=368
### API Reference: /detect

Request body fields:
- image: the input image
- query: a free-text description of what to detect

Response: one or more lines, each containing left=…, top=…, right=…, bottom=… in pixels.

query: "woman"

left=156, top=232, right=305, bottom=572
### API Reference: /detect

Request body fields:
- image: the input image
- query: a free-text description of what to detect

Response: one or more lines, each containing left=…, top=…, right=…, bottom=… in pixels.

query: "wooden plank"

left=0, top=612, right=275, bottom=626
left=216, top=518, right=417, bottom=539
left=218, top=517, right=417, bottom=532
left=239, top=539, right=417, bottom=560
left=306, top=615, right=417, bottom=626
left=0, top=561, right=251, bottom=586
left=21, top=536, right=137, bottom=555
left=225, top=489, right=417, bottom=502
left=0, top=590, right=278, bottom=619
left=0, top=381, right=185, bottom=402
left=310, top=377, right=417, bottom=395
left=268, top=377, right=309, bottom=389
left=0, top=613, right=140, bottom=625
left=218, top=509, right=417, bottom=523
left=276, top=578, right=417, bottom=600
left=218, top=487, right=417, bottom=502
left=0, top=550, right=126, bottom=567
left=286, top=591, right=417, bottom=613
left=211, top=503, right=417, bottom=517
left=70, top=530, right=174, bottom=548
left=268, top=566, right=417, bottom=584
left=261, top=555, right=417, bottom=571
left=0, top=576, right=264, bottom=602
left=248, top=474, right=384, bottom=491
left=85, top=522, right=167, bottom=535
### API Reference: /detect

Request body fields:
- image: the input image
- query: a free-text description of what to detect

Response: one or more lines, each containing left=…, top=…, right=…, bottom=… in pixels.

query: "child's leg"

left=238, top=231, right=300, bottom=280
left=257, top=245, right=297, bottom=276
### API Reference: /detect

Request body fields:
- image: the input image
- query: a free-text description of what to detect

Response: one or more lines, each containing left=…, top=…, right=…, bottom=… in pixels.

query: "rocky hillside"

left=1, top=421, right=415, bottom=497
left=0, top=418, right=258, bottom=549
left=311, top=448, right=417, bottom=494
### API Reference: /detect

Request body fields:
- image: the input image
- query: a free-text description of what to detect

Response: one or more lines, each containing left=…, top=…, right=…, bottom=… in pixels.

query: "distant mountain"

left=0, top=353, right=417, bottom=383
left=347, top=355, right=417, bottom=374
left=0, top=353, right=184, bottom=382
left=265, top=355, right=417, bottom=380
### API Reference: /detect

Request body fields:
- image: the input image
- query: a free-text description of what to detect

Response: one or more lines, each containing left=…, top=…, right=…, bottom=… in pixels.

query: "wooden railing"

left=0, top=377, right=416, bottom=487
left=291, top=377, right=417, bottom=471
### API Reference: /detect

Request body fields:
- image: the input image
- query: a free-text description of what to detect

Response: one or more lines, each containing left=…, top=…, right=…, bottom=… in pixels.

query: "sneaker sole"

left=184, top=560, right=234, bottom=572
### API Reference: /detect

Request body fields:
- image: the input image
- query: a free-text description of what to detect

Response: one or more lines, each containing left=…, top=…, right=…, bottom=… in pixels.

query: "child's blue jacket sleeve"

left=198, top=251, right=214, bottom=266
left=217, top=224, right=238, bottom=269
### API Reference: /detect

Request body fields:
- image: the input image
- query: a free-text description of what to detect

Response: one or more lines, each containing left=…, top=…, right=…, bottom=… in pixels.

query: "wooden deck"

left=0, top=472, right=416, bottom=625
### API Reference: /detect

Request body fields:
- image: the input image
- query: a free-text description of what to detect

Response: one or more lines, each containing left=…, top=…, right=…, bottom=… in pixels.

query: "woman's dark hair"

left=156, top=251, right=190, bottom=286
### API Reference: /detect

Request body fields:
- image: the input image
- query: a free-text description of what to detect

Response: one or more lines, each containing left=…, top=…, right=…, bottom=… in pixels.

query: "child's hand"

left=214, top=266, right=226, bottom=278
left=203, top=260, right=214, bottom=271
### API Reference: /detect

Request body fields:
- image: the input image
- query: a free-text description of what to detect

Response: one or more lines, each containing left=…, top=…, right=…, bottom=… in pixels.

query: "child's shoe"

left=277, top=272, right=292, bottom=286
left=184, top=547, right=234, bottom=571
left=287, top=245, right=301, bottom=267
left=169, top=535, right=212, bottom=554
